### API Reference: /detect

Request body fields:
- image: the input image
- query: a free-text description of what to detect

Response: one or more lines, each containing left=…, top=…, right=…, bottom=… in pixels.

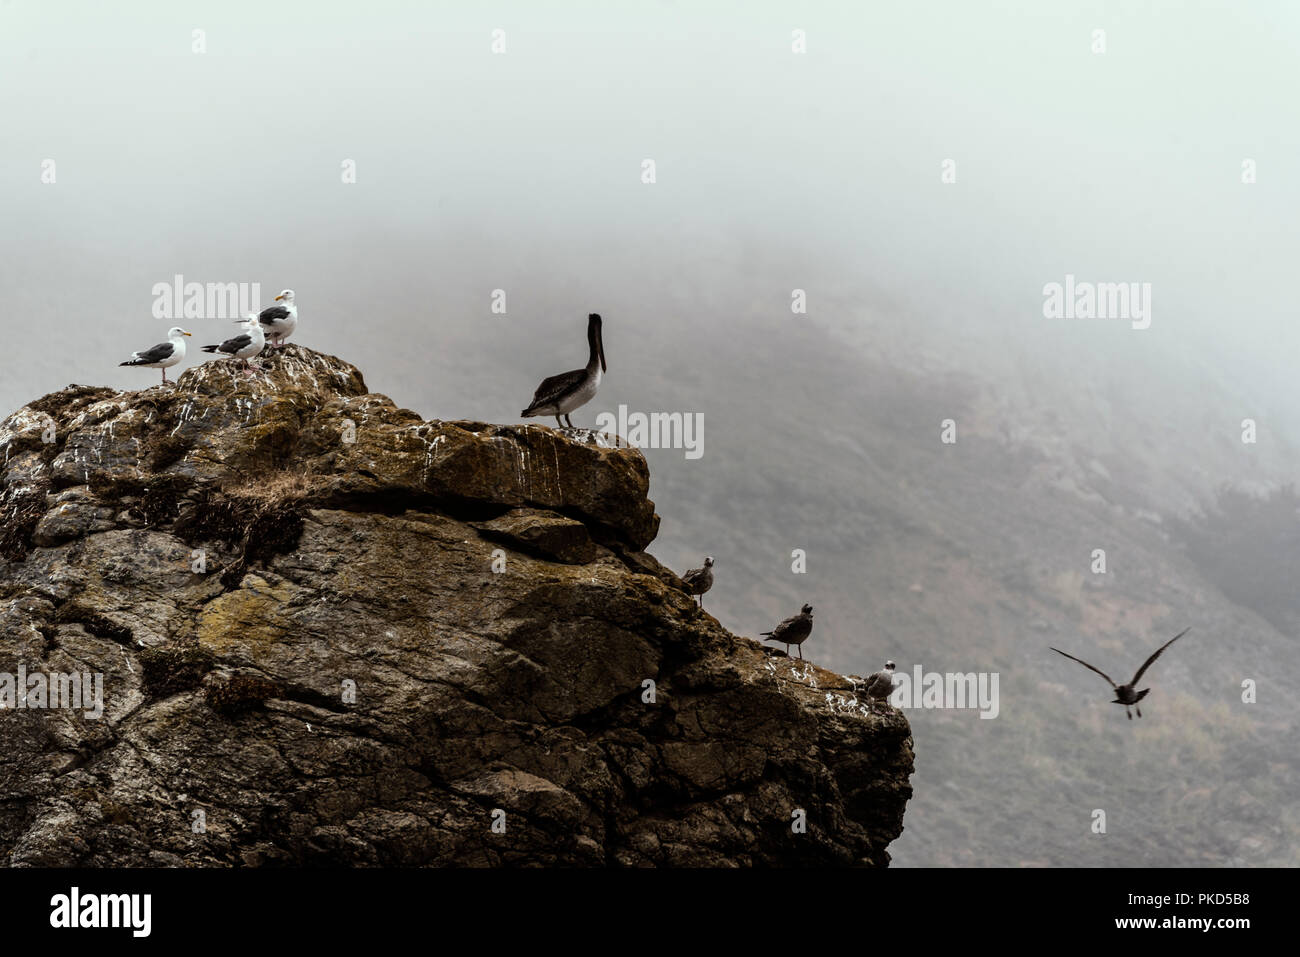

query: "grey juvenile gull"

left=681, top=556, right=714, bottom=608
left=762, top=603, right=814, bottom=659
left=119, top=326, right=191, bottom=385
left=1051, top=627, right=1190, bottom=719
left=521, top=313, right=605, bottom=428
left=864, top=660, right=897, bottom=713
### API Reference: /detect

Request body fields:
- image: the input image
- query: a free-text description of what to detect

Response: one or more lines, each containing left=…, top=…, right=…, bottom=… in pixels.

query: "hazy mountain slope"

left=612, top=307, right=1300, bottom=867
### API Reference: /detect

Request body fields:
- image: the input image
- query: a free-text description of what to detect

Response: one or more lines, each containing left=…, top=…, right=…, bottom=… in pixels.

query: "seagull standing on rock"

left=201, top=316, right=266, bottom=375
left=256, top=289, right=298, bottom=348
left=864, top=660, right=897, bottom=713
left=681, top=556, right=714, bottom=608
left=762, top=603, right=814, bottom=659
left=119, top=326, right=191, bottom=385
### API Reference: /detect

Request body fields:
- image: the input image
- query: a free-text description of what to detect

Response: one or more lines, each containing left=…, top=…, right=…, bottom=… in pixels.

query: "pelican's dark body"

left=521, top=313, right=606, bottom=428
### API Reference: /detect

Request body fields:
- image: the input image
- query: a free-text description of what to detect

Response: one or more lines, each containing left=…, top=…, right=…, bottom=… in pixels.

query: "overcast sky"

left=3, top=0, right=1299, bottom=418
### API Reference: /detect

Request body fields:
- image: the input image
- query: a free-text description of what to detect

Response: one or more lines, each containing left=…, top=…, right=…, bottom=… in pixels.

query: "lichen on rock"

left=0, top=345, right=912, bottom=866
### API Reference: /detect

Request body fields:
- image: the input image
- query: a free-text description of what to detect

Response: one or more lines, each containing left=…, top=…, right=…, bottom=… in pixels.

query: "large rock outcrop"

left=0, top=346, right=913, bottom=866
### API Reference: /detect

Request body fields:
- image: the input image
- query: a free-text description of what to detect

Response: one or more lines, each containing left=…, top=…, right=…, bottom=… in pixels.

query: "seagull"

left=864, top=660, right=897, bottom=713
left=681, top=556, right=714, bottom=608
left=201, top=316, right=266, bottom=375
left=1051, top=628, right=1190, bottom=720
left=119, top=326, right=191, bottom=385
left=762, top=603, right=814, bottom=659
left=521, top=313, right=606, bottom=428
left=256, top=289, right=298, bottom=348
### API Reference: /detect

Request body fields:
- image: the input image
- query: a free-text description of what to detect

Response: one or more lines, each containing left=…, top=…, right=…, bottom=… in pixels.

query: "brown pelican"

left=762, top=603, right=814, bottom=659
left=681, top=556, right=714, bottom=607
left=1051, top=627, right=1189, bottom=719
left=201, top=317, right=266, bottom=374
left=521, top=313, right=605, bottom=428
left=864, top=660, right=897, bottom=713
left=257, top=289, right=297, bottom=348
left=119, top=326, right=191, bottom=384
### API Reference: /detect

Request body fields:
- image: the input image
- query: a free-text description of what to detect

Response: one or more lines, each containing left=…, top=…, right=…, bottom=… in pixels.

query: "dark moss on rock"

left=140, top=646, right=216, bottom=701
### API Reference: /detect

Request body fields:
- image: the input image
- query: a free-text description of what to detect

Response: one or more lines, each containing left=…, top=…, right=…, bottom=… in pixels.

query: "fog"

left=4, top=0, right=1298, bottom=866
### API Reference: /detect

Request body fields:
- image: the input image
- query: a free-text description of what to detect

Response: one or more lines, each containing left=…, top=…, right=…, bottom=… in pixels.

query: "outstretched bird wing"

left=523, top=368, right=585, bottom=413
left=1129, top=627, right=1189, bottom=686
left=1050, top=647, right=1117, bottom=689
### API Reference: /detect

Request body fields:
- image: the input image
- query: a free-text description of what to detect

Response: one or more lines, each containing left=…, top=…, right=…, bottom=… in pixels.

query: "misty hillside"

left=633, top=305, right=1300, bottom=867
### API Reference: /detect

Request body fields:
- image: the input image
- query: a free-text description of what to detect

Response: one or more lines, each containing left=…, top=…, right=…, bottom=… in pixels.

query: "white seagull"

left=201, top=316, right=267, bottom=375
left=256, top=289, right=298, bottom=348
left=119, top=326, right=192, bottom=385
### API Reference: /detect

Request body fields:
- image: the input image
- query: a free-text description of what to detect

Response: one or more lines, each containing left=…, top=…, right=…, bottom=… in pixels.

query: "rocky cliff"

left=0, top=346, right=913, bottom=866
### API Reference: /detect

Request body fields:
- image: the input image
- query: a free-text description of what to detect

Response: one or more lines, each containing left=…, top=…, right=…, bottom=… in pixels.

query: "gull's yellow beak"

left=274, top=294, right=284, bottom=301
left=183, top=332, right=192, bottom=336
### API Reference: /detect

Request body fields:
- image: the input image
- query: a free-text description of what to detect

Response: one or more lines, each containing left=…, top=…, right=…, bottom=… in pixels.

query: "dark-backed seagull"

left=762, top=603, right=814, bottom=659
left=119, top=326, right=191, bottom=385
left=1051, top=627, right=1190, bottom=719
left=257, top=289, right=297, bottom=348
left=521, top=313, right=605, bottom=428
left=201, top=316, right=266, bottom=375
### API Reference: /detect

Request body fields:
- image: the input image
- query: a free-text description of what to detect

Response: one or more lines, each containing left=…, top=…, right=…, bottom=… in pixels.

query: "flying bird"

left=521, top=313, right=605, bottom=428
left=256, top=289, right=297, bottom=348
left=762, top=603, right=814, bottom=660
left=864, top=660, right=897, bottom=713
left=1051, top=628, right=1190, bottom=720
left=119, top=326, right=191, bottom=385
left=201, top=316, right=266, bottom=374
left=681, top=556, right=714, bottom=608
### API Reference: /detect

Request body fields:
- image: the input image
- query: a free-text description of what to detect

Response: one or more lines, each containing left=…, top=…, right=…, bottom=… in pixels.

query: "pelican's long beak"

left=274, top=294, right=285, bottom=301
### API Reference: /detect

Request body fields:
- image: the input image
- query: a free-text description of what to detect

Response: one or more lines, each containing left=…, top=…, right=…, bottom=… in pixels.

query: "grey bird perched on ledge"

left=864, top=660, right=897, bottom=713
left=762, top=603, right=813, bottom=659
left=1051, top=627, right=1189, bottom=720
left=681, top=556, right=714, bottom=608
